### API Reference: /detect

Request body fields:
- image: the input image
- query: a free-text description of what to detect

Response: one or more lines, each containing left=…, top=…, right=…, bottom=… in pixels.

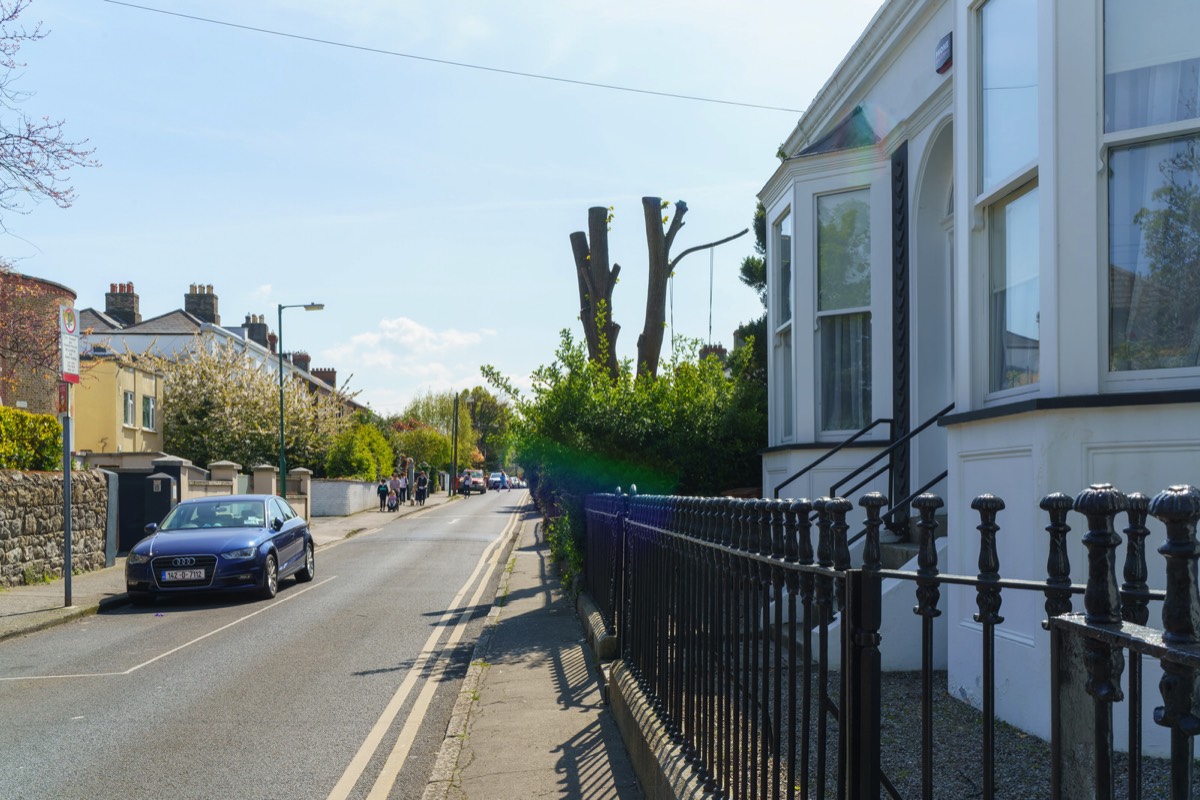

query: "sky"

left=9, top=0, right=885, bottom=415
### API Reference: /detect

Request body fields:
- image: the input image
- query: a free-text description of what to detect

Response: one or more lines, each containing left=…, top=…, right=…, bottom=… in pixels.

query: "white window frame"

left=815, top=187, right=874, bottom=435
left=974, top=0, right=1042, bottom=404
left=142, top=395, right=156, bottom=432
left=1100, top=0, right=1200, bottom=389
left=122, top=390, right=136, bottom=428
left=771, top=207, right=795, bottom=443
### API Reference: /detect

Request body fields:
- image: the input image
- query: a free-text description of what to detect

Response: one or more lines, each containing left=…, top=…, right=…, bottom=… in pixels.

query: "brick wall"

left=0, top=271, right=76, bottom=415
left=0, top=470, right=108, bottom=588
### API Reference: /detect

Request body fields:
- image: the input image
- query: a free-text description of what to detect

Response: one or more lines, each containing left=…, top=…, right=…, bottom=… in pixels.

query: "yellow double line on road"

left=326, top=504, right=523, bottom=800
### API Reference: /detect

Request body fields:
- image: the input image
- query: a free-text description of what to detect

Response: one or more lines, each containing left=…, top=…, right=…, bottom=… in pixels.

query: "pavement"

left=0, top=488, right=645, bottom=800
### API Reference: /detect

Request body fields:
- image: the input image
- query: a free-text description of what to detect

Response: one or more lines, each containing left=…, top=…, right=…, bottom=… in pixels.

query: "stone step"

left=880, top=541, right=921, bottom=570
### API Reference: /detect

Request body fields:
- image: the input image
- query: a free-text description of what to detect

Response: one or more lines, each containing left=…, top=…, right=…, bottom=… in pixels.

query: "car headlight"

left=222, top=547, right=257, bottom=561
left=127, top=552, right=151, bottom=565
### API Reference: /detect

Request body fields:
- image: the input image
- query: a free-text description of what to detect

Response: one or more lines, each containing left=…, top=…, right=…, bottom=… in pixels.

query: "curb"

left=609, top=660, right=717, bottom=799
left=420, top=517, right=527, bottom=800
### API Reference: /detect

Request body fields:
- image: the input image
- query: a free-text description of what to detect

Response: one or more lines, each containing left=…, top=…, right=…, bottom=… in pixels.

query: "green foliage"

left=325, top=420, right=394, bottom=481
left=126, top=336, right=354, bottom=474
left=0, top=406, right=61, bottom=470
left=393, top=423, right=451, bottom=476
left=398, top=389, right=475, bottom=471
left=544, top=510, right=584, bottom=595
left=464, top=386, right=513, bottom=470
left=487, top=329, right=766, bottom=515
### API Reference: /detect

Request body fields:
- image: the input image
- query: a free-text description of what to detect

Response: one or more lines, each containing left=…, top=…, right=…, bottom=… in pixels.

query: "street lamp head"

left=304, top=303, right=325, bottom=311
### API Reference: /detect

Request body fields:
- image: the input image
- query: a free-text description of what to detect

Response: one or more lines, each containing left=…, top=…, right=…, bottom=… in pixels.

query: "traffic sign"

left=59, top=304, right=79, bottom=384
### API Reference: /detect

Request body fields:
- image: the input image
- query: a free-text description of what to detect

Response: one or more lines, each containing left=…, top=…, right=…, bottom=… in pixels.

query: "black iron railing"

left=585, top=484, right=1200, bottom=799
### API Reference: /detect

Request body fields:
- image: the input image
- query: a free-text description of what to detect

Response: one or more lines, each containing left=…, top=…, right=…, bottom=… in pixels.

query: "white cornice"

left=782, top=0, right=936, bottom=156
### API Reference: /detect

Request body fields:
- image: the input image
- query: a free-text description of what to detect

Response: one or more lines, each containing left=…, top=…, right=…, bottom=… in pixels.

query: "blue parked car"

left=125, top=495, right=315, bottom=602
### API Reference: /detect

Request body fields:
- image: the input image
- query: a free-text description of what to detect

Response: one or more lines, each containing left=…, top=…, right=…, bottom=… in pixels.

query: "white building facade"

left=760, top=0, right=1200, bottom=750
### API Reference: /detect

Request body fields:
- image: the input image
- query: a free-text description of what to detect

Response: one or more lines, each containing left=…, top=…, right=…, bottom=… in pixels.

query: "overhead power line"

left=102, top=0, right=804, bottom=114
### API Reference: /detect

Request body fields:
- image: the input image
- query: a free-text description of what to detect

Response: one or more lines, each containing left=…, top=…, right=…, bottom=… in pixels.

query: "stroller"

left=386, top=491, right=399, bottom=512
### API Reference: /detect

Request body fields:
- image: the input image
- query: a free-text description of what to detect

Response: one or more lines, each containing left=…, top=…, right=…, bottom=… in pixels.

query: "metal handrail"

left=829, top=402, right=955, bottom=498
left=772, top=417, right=893, bottom=498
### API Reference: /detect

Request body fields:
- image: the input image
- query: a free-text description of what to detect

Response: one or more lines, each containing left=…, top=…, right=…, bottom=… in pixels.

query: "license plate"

left=162, top=568, right=205, bottom=581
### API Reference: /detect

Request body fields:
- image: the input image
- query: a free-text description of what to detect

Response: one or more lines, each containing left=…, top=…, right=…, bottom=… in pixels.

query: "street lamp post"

left=278, top=302, right=324, bottom=498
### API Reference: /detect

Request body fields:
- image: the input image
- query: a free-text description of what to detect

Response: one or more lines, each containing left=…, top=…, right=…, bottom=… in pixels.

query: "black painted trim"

left=941, top=389, right=1200, bottom=427
left=760, top=440, right=886, bottom=456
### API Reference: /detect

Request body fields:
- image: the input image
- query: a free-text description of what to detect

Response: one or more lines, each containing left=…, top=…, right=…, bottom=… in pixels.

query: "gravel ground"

left=805, top=670, right=1200, bottom=799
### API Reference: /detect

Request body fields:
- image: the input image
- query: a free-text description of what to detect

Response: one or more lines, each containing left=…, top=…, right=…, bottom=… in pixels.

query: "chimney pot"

left=110, top=283, right=117, bottom=292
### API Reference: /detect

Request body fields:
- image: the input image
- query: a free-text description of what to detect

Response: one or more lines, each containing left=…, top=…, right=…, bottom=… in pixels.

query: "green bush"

left=486, top=329, right=766, bottom=526
left=324, top=422, right=395, bottom=481
left=0, top=407, right=62, bottom=470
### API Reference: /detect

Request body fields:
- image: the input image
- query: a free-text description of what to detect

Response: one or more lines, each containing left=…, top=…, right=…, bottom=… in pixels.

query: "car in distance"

left=125, top=494, right=315, bottom=601
left=469, top=468, right=487, bottom=493
left=488, top=472, right=503, bottom=490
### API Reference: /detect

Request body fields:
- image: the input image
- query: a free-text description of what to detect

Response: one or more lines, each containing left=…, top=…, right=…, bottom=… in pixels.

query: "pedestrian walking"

left=460, top=470, right=471, bottom=497
left=398, top=473, right=408, bottom=505
left=416, top=470, right=428, bottom=506
left=377, top=478, right=389, bottom=511
left=500, top=471, right=510, bottom=492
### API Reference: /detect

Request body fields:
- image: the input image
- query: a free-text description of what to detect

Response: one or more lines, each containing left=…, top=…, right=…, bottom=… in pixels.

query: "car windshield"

left=159, top=500, right=267, bottom=531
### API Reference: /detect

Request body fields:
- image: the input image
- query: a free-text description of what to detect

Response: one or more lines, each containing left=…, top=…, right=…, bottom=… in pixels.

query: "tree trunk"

left=570, top=206, right=621, bottom=378
left=636, top=197, right=748, bottom=379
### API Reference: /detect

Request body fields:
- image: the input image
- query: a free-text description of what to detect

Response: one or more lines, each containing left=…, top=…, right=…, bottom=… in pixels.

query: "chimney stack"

left=184, top=283, right=220, bottom=324
left=267, top=332, right=278, bottom=354
left=291, top=350, right=312, bottom=372
left=104, top=281, right=141, bottom=326
left=311, top=367, right=337, bottom=389
left=244, top=313, right=269, bottom=349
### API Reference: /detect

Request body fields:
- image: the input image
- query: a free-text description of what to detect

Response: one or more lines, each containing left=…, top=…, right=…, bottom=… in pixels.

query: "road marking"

left=0, top=577, right=337, bottom=682
left=326, top=506, right=522, bottom=800
left=365, top=524, right=501, bottom=800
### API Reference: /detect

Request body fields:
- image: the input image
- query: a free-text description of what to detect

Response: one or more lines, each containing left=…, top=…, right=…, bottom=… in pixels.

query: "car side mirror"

left=144, top=522, right=158, bottom=534
left=272, top=517, right=284, bottom=531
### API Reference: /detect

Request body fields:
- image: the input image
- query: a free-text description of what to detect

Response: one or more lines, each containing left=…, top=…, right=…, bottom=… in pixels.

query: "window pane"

left=123, top=391, right=134, bottom=425
left=820, top=313, right=872, bottom=431
left=817, top=190, right=871, bottom=311
left=142, top=396, right=155, bottom=430
left=981, top=0, right=1038, bottom=190
left=775, top=328, right=793, bottom=439
left=1109, top=134, right=1200, bottom=370
left=774, top=212, right=792, bottom=323
left=989, top=185, right=1040, bottom=391
left=1105, top=0, right=1200, bottom=133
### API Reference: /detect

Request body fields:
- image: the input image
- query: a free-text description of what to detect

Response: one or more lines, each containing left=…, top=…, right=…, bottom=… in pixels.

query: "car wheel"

left=296, top=541, right=315, bottom=583
left=260, top=553, right=279, bottom=599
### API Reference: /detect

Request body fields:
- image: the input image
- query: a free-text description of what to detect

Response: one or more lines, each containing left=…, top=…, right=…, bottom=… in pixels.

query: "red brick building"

left=0, top=270, right=75, bottom=414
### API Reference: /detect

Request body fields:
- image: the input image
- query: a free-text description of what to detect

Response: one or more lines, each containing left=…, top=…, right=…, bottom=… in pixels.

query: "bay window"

left=773, top=209, right=794, bottom=440
left=1105, top=0, right=1200, bottom=373
left=980, top=0, right=1039, bottom=394
left=817, top=189, right=871, bottom=431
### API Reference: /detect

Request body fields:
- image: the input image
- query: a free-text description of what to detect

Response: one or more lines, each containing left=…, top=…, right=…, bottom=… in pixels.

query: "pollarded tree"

left=125, top=336, right=353, bottom=473
left=570, top=197, right=747, bottom=380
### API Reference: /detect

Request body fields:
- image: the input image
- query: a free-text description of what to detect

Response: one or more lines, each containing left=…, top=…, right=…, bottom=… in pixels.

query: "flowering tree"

left=0, top=0, right=97, bottom=222
left=125, top=337, right=354, bottom=474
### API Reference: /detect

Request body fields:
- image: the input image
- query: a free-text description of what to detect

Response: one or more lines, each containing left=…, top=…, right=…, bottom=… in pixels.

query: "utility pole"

left=451, top=393, right=459, bottom=494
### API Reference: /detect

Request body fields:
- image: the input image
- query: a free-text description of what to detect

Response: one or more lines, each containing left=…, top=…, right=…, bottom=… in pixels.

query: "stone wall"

left=0, top=470, right=109, bottom=588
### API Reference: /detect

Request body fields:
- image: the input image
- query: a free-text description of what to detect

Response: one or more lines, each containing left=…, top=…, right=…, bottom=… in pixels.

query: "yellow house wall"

left=75, top=358, right=163, bottom=453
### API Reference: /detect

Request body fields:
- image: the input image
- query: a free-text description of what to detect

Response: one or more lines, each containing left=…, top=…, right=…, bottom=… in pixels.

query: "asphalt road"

left=0, top=490, right=525, bottom=800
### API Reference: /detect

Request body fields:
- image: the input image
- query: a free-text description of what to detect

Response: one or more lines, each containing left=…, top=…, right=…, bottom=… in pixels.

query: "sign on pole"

left=59, top=304, right=79, bottom=384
